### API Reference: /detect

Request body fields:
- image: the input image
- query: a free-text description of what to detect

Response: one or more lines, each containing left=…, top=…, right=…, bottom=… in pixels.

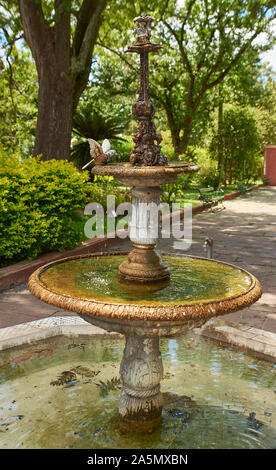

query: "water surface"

left=40, top=255, right=252, bottom=305
left=0, top=334, right=275, bottom=449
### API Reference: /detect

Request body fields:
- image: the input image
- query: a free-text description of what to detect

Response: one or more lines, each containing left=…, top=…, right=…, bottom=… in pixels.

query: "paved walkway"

left=159, top=186, right=276, bottom=334
left=157, top=186, right=276, bottom=360
left=0, top=186, right=275, bottom=358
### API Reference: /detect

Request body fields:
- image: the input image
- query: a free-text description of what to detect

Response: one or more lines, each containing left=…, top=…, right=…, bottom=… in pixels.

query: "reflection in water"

left=167, top=339, right=178, bottom=361
left=0, top=334, right=275, bottom=449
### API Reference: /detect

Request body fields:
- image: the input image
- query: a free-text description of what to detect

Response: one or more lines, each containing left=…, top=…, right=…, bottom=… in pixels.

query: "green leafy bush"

left=111, top=137, right=133, bottom=163
left=189, top=147, right=220, bottom=189
left=0, top=155, right=93, bottom=265
left=209, top=106, right=262, bottom=184
left=89, top=175, right=131, bottom=206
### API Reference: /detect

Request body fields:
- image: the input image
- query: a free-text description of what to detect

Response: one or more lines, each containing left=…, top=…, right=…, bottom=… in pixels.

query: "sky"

left=260, top=43, right=276, bottom=71
left=256, top=18, right=276, bottom=72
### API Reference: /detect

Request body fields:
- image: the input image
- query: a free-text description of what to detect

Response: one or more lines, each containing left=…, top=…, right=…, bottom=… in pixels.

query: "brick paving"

left=0, top=186, right=275, bottom=337
left=158, top=186, right=276, bottom=335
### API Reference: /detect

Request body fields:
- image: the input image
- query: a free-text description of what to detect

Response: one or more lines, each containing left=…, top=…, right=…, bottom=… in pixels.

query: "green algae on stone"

left=40, top=255, right=252, bottom=306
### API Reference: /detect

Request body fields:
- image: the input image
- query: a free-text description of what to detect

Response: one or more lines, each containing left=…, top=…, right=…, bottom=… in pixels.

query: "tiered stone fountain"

left=28, top=15, right=262, bottom=433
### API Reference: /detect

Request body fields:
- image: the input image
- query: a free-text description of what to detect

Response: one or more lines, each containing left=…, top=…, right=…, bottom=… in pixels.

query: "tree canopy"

left=96, top=0, right=276, bottom=155
left=0, top=0, right=275, bottom=171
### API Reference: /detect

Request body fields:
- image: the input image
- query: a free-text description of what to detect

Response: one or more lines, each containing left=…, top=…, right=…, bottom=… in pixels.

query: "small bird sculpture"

left=82, top=138, right=116, bottom=169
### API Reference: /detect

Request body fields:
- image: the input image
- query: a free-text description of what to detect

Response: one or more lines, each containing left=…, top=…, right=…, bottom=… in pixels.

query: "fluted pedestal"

left=118, top=186, right=170, bottom=283
left=119, top=334, right=163, bottom=431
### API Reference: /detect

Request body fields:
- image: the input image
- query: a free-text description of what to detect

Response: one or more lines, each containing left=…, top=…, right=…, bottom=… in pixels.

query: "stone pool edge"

left=0, top=314, right=275, bottom=363
left=0, top=316, right=123, bottom=351
left=201, top=317, right=276, bottom=363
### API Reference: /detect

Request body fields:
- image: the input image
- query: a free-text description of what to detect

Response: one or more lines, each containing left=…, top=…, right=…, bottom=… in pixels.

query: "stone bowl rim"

left=92, top=162, right=199, bottom=176
left=28, top=252, right=262, bottom=324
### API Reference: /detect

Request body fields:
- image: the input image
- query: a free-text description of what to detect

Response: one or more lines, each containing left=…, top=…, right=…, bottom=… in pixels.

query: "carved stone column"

left=119, top=334, right=163, bottom=431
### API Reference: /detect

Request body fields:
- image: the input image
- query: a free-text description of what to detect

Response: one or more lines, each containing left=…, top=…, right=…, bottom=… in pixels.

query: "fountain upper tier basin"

left=28, top=253, right=262, bottom=337
left=92, top=162, right=199, bottom=187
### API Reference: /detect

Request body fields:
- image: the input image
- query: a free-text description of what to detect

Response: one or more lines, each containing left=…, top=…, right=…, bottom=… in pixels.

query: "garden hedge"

left=0, top=156, right=93, bottom=266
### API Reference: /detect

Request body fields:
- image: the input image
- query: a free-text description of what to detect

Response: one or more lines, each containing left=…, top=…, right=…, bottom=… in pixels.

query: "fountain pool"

left=0, top=333, right=275, bottom=449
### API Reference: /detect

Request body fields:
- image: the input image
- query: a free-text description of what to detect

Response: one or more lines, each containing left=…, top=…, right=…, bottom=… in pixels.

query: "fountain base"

left=118, top=243, right=170, bottom=283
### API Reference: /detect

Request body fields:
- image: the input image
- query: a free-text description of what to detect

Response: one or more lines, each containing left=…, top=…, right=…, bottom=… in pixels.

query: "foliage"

left=209, top=106, right=262, bottom=184
left=253, top=68, right=276, bottom=149
left=190, top=147, right=221, bottom=189
left=159, top=130, right=177, bottom=161
left=70, top=94, right=131, bottom=170
left=97, top=0, right=276, bottom=155
left=0, top=47, right=38, bottom=158
left=110, top=136, right=134, bottom=163
left=69, top=50, right=135, bottom=169
left=8, top=0, right=109, bottom=160
left=0, top=154, right=93, bottom=266
left=91, top=175, right=132, bottom=208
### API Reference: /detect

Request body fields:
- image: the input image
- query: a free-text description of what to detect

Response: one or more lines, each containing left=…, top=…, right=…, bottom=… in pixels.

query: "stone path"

left=0, top=186, right=275, bottom=359
left=159, top=186, right=276, bottom=335
left=157, top=186, right=276, bottom=360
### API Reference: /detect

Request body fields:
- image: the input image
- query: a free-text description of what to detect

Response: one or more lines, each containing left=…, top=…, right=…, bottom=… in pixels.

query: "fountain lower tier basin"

left=28, top=253, right=262, bottom=429
left=28, top=252, right=262, bottom=337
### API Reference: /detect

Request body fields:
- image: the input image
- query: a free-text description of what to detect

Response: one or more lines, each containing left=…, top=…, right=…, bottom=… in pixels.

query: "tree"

left=0, top=48, right=38, bottom=157
left=70, top=100, right=131, bottom=170
left=97, top=0, right=276, bottom=157
left=213, top=48, right=268, bottom=174
left=0, top=0, right=38, bottom=157
left=157, top=0, right=276, bottom=155
left=69, top=56, right=133, bottom=170
left=17, top=0, right=107, bottom=160
left=253, top=66, right=276, bottom=150
left=209, top=106, right=261, bottom=184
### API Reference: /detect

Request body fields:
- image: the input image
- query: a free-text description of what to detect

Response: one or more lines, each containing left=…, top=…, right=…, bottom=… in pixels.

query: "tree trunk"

left=223, top=156, right=228, bottom=185
left=217, top=97, right=223, bottom=167
left=35, top=63, right=73, bottom=160
left=170, top=127, right=182, bottom=160
left=217, top=85, right=224, bottom=183
left=164, top=96, right=181, bottom=160
left=18, top=0, right=107, bottom=161
left=181, top=112, right=194, bottom=154
left=229, top=159, right=232, bottom=185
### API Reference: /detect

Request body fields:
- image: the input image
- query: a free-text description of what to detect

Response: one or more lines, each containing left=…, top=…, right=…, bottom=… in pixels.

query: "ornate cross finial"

left=127, top=15, right=167, bottom=166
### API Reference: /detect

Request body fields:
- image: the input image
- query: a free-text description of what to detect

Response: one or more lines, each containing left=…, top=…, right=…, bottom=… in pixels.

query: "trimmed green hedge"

left=0, top=156, right=93, bottom=265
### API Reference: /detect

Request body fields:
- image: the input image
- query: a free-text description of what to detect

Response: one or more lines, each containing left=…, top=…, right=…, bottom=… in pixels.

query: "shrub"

left=190, top=147, right=220, bottom=189
left=0, top=155, right=93, bottom=265
left=209, top=106, right=262, bottom=184
left=160, top=130, right=175, bottom=161
left=111, top=136, right=133, bottom=163
left=91, top=175, right=132, bottom=208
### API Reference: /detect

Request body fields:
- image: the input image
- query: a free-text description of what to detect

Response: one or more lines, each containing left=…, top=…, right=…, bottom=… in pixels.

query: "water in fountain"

left=40, top=254, right=252, bottom=305
left=0, top=334, right=275, bottom=449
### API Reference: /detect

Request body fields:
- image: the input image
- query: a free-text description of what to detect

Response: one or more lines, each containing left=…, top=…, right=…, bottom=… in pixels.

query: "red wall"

left=264, top=146, right=276, bottom=186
